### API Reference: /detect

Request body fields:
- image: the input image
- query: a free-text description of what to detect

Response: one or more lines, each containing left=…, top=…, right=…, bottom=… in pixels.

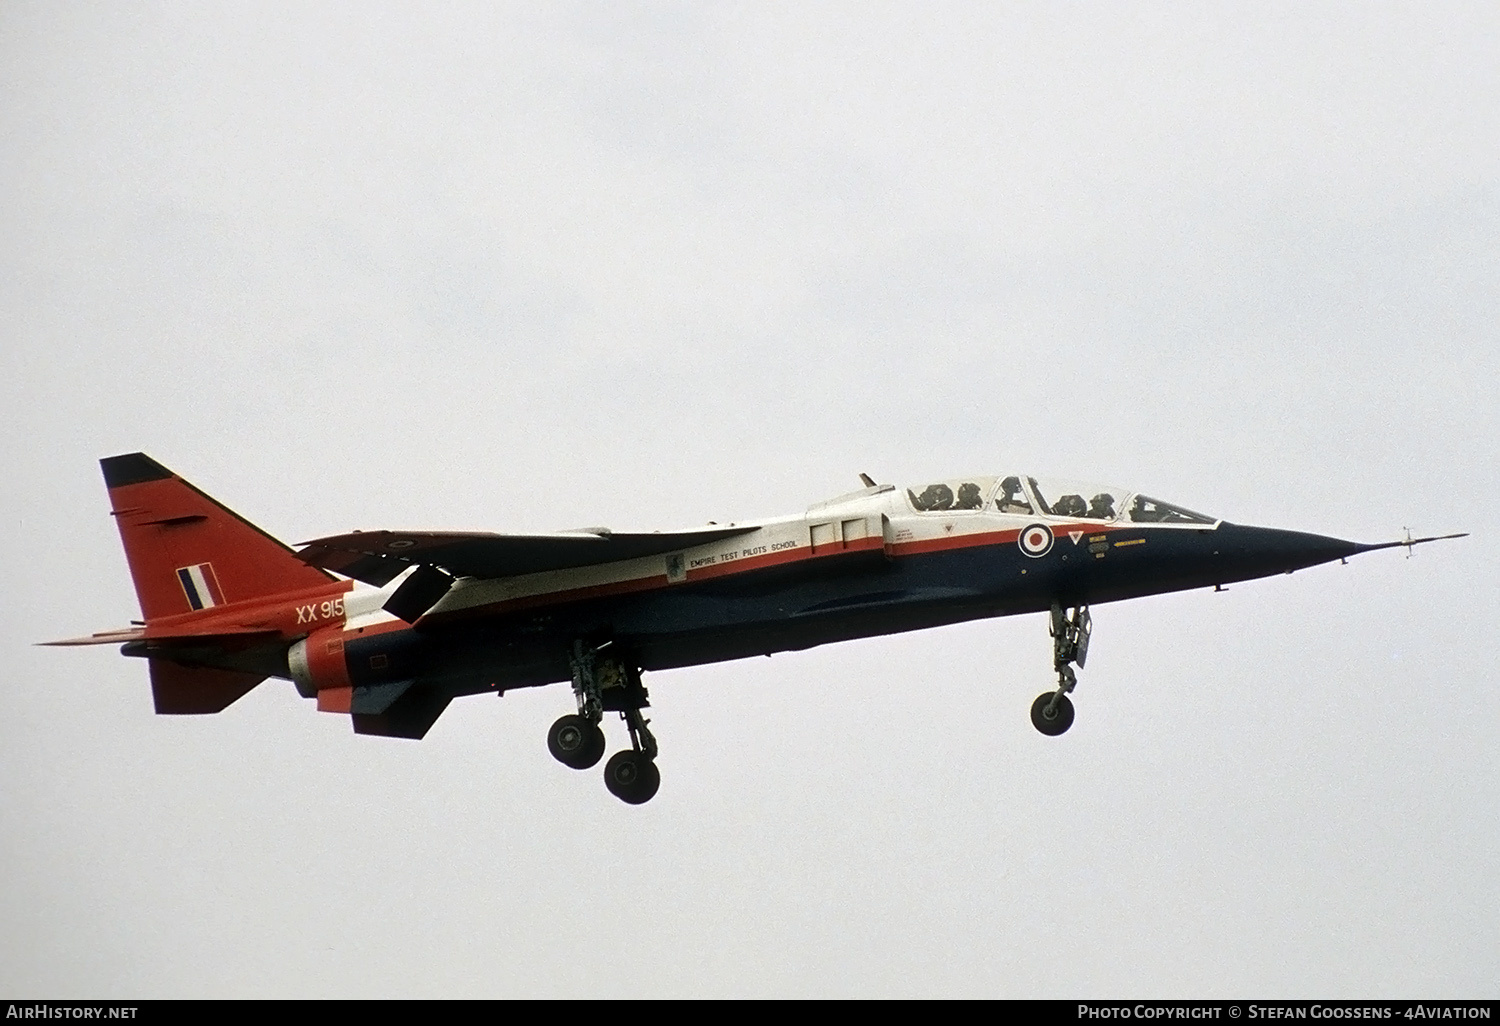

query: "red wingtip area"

left=101, top=453, right=334, bottom=621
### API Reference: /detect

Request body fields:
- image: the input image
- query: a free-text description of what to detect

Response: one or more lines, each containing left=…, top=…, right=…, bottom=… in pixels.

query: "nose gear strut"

left=1032, top=601, right=1090, bottom=736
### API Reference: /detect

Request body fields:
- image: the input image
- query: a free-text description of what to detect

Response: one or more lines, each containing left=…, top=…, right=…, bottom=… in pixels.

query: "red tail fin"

left=101, top=453, right=334, bottom=621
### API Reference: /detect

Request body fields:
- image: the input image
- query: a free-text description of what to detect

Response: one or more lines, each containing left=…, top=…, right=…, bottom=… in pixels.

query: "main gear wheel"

left=603, top=750, right=660, bottom=804
left=547, top=714, right=606, bottom=769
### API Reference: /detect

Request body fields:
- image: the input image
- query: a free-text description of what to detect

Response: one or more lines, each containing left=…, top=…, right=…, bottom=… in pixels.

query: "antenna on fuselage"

left=858, top=473, right=877, bottom=488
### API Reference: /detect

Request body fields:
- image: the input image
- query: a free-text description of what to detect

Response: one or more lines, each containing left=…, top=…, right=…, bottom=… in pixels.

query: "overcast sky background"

left=3, top=2, right=1497, bottom=998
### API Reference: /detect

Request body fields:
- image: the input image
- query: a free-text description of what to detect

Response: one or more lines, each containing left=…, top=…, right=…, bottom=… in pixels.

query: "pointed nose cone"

left=1214, top=524, right=1367, bottom=578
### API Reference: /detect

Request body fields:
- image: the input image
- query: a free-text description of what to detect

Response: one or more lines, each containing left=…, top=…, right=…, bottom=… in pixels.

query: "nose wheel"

left=1032, top=602, right=1090, bottom=736
left=1030, top=691, right=1075, bottom=736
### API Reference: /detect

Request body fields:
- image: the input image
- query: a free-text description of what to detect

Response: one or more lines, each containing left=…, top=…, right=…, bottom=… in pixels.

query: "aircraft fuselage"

left=306, top=485, right=1368, bottom=703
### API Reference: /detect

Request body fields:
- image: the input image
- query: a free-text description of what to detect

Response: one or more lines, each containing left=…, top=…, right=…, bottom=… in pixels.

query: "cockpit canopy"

left=905, top=475, right=1217, bottom=525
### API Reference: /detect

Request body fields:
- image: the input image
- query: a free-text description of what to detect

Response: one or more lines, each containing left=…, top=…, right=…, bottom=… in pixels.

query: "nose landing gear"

left=548, top=640, right=661, bottom=803
left=1032, top=602, right=1090, bottom=736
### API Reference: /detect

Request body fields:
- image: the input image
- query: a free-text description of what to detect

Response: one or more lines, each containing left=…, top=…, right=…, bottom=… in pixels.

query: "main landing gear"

left=547, top=640, right=660, bottom=805
left=1032, top=601, right=1090, bottom=737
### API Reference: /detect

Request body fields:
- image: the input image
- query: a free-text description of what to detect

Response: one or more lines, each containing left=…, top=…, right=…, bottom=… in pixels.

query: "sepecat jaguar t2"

left=47, top=454, right=1463, bottom=804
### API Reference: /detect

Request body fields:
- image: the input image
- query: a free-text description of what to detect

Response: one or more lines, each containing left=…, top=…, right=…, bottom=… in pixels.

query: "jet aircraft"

left=48, top=454, right=1463, bottom=804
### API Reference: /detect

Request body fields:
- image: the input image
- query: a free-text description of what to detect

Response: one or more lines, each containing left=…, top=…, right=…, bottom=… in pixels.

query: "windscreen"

left=1124, top=495, right=1217, bottom=525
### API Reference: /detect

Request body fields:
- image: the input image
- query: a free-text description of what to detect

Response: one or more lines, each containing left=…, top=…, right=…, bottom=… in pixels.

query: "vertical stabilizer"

left=101, top=453, right=334, bottom=621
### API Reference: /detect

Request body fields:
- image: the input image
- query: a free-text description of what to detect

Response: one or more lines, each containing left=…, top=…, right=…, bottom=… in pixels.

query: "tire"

left=1030, top=692, right=1075, bottom=736
left=603, top=750, right=661, bottom=805
left=548, top=714, right=605, bottom=769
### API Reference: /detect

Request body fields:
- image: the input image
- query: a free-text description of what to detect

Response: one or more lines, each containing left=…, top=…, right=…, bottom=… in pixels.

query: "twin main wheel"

left=548, top=714, right=660, bottom=803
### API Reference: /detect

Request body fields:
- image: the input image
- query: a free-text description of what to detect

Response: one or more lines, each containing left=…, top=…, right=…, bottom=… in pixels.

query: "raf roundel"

left=1018, top=523, right=1054, bottom=558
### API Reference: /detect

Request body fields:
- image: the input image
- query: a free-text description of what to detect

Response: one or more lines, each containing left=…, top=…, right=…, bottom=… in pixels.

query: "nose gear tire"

left=1031, top=692, right=1075, bottom=736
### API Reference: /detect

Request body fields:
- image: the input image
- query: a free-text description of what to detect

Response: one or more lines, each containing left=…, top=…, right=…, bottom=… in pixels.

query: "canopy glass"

left=903, top=474, right=1218, bottom=526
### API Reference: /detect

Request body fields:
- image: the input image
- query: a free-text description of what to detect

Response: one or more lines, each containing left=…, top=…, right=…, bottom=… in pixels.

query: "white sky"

left=2, top=2, right=1496, bottom=997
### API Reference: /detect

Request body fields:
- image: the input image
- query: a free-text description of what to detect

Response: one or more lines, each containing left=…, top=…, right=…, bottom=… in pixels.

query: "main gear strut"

left=546, top=639, right=608, bottom=770
left=548, top=640, right=660, bottom=803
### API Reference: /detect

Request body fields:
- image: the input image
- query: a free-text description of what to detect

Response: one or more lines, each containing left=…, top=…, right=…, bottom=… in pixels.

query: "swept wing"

left=296, top=525, right=760, bottom=585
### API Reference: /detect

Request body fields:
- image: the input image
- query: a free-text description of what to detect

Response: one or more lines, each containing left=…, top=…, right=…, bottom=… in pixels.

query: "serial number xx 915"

left=295, top=598, right=345, bottom=624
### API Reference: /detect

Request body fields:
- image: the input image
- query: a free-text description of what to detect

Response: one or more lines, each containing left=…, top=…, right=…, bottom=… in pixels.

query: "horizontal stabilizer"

left=298, top=525, right=759, bottom=583
left=149, top=659, right=264, bottom=714
left=39, top=627, right=147, bottom=647
left=43, top=624, right=283, bottom=647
